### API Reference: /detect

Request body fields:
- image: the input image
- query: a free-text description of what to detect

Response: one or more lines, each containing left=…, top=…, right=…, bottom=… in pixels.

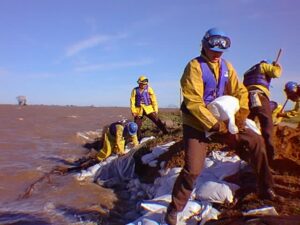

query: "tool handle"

left=274, top=48, right=282, bottom=64
left=279, top=98, right=288, bottom=114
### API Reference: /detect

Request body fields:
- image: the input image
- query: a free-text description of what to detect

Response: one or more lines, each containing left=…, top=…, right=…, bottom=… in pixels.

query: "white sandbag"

left=207, top=95, right=240, bottom=134
left=243, top=206, right=278, bottom=216
left=196, top=206, right=220, bottom=225
left=141, top=142, right=175, bottom=165
left=141, top=195, right=171, bottom=212
left=75, top=163, right=101, bottom=181
left=194, top=180, right=234, bottom=203
left=75, top=155, right=118, bottom=181
left=153, top=167, right=182, bottom=198
left=207, top=151, right=241, bottom=180
left=204, top=158, right=215, bottom=168
left=140, top=136, right=156, bottom=143
left=127, top=209, right=163, bottom=225
left=211, top=151, right=240, bottom=162
left=208, top=160, right=241, bottom=180
left=245, top=118, right=261, bottom=135
left=141, top=194, right=204, bottom=218
left=130, top=199, right=217, bottom=225
left=94, top=149, right=136, bottom=184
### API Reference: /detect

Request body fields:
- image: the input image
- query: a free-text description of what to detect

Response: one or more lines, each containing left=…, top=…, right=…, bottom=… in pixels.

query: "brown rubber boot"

left=258, top=188, right=284, bottom=203
left=164, top=206, right=177, bottom=225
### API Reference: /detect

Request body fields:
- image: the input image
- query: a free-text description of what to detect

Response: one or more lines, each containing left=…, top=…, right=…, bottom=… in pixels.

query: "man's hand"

left=286, top=110, right=299, bottom=118
left=209, top=121, right=228, bottom=134
left=235, top=108, right=250, bottom=130
left=278, top=110, right=299, bottom=118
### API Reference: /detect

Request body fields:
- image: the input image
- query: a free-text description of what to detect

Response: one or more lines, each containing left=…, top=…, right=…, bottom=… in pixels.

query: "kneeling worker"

left=96, top=120, right=139, bottom=161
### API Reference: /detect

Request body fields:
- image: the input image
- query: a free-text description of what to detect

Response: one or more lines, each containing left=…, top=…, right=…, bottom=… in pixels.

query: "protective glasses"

left=206, top=35, right=231, bottom=50
left=138, top=79, right=148, bottom=84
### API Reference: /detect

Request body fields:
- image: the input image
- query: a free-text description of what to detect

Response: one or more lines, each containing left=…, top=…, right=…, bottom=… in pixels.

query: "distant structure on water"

left=16, top=96, right=27, bottom=106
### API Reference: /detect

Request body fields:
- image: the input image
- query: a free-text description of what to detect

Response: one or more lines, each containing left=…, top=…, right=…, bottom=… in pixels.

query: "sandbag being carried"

left=207, top=95, right=240, bottom=134
left=207, top=95, right=261, bottom=135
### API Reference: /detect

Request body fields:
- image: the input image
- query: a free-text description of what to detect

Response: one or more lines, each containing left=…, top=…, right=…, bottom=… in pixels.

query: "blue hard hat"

left=284, top=81, right=299, bottom=101
left=204, top=28, right=227, bottom=38
left=126, top=122, right=138, bottom=136
left=202, top=27, right=231, bottom=52
left=285, top=81, right=298, bottom=93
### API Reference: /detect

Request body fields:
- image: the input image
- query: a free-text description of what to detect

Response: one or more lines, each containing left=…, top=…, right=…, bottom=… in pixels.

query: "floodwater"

left=0, top=105, right=132, bottom=225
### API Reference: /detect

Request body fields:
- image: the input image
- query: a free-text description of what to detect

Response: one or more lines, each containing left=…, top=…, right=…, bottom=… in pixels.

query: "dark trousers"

left=248, top=92, right=275, bottom=161
left=169, top=125, right=274, bottom=212
left=134, top=112, right=168, bottom=138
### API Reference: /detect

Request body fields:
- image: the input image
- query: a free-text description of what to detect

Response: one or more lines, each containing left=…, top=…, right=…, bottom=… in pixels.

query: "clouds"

left=65, top=33, right=128, bottom=57
left=63, top=32, right=155, bottom=72
left=74, top=58, right=153, bottom=72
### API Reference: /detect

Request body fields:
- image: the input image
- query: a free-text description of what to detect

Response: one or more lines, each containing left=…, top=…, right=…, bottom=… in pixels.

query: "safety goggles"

left=206, top=35, right=231, bottom=50
left=138, top=79, right=148, bottom=84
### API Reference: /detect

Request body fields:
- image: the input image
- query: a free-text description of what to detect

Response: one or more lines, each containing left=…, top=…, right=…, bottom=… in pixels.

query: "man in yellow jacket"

left=96, top=120, right=139, bottom=161
left=270, top=100, right=299, bottom=125
left=165, top=28, right=281, bottom=225
left=130, top=76, right=168, bottom=138
left=243, top=60, right=282, bottom=162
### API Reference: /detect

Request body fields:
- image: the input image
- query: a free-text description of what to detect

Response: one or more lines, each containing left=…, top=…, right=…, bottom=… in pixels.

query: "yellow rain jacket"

left=181, top=54, right=249, bottom=132
left=130, top=86, right=158, bottom=117
left=96, top=124, right=139, bottom=161
left=246, top=62, right=282, bottom=98
left=271, top=104, right=284, bottom=125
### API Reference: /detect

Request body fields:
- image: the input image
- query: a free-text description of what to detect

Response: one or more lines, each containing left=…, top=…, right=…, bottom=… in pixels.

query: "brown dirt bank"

left=133, top=122, right=300, bottom=223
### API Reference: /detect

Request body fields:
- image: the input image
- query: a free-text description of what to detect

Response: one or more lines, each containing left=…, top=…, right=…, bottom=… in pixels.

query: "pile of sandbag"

left=75, top=96, right=268, bottom=224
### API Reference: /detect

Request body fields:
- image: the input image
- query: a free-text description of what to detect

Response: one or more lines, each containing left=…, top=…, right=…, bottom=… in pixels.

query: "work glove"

left=235, top=108, right=250, bottom=131
left=209, top=121, right=228, bottom=134
left=277, top=111, right=298, bottom=118
left=285, top=110, right=299, bottom=118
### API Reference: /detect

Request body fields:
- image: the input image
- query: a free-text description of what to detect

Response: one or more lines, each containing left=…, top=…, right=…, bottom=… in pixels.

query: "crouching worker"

left=270, top=100, right=299, bottom=125
left=96, top=120, right=139, bottom=161
left=269, top=82, right=300, bottom=126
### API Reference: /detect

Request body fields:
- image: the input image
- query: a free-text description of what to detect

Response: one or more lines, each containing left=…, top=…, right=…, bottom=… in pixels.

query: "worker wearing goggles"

left=165, top=27, right=282, bottom=225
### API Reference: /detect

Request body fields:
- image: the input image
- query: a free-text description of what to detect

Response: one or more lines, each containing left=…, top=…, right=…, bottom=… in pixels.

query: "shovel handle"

left=274, top=48, right=282, bottom=64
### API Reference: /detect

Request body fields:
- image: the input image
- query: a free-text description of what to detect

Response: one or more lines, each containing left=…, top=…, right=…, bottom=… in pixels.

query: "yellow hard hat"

left=137, top=75, right=148, bottom=84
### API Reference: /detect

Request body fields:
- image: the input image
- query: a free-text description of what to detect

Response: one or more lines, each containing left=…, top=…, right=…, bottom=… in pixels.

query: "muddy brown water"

left=0, top=105, right=133, bottom=224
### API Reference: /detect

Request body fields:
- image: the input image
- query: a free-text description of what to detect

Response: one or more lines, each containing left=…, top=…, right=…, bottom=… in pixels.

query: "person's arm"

left=148, top=87, right=158, bottom=113
left=115, top=124, right=125, bottom=155
left=260, top=62, right=282, bottom=78
left=294, top=100, right=300, bottom=111
left=131, top=134, right=139, bottom=146
left=130, top=88, right=138, bottom=116
left=181, top=59, right=219, bottom=130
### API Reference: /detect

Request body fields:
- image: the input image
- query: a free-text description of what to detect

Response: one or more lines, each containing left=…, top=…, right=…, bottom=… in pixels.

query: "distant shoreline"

left=0, top=104, right=179, bottom=111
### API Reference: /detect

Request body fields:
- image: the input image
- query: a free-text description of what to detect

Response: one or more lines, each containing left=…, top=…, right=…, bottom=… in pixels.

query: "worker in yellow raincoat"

left=130, top=75, right=168, bottom=138
left=270, top=81, right=300, bottom=125
left=96, top=120, right=139, bottom=161
left=270, top=101, right=298, bottom=125
left=243, top=59, right=282, bottom=162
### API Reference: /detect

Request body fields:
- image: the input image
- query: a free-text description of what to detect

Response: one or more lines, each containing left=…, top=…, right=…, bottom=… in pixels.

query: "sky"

left=0, top=0, right=299, bottom=108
